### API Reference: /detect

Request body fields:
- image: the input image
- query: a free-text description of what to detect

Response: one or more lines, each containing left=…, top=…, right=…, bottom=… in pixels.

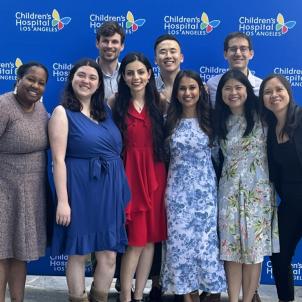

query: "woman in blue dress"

left=49, top=59, right=130, bottom=302
left=161, top=70, right=226, bottom=302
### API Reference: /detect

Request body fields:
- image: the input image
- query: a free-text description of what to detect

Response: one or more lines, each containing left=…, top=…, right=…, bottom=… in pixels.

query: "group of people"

left=0, top=21, right=301, bottom=302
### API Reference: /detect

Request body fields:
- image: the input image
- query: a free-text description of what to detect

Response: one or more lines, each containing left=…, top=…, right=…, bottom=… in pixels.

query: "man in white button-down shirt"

left=207, top=32, right=262, bottom=108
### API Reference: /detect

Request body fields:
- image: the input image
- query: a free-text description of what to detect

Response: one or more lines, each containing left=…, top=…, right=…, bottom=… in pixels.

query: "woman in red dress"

left=110, top=52, right=167, bottom=302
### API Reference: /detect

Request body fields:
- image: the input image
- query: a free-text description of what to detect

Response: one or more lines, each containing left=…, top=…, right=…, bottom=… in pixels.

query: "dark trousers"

left=270, top=196, right=302, bottom=301
left=149, top=242, right=162, bottom=277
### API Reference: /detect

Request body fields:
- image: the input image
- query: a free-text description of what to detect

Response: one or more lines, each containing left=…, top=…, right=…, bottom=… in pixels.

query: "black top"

left=267, top=105, right=302, bottom=199
left=272, top=137, right=302, bottom=184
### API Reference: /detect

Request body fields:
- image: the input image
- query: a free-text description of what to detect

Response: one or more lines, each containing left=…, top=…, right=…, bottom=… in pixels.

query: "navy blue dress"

left=51, top=108, right=130, bottom=255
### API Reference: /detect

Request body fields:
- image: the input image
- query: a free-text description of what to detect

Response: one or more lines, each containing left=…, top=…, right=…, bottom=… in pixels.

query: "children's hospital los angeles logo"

left=15, top=9, right=71, bottom=32
left=163, top=12, right=220, bottom=36
left=238, top=12, right=296, bottom=37
left=274, top=66, right=302, bottom=87
left=89, top=11, right=145, bottom=34
left=52, top=61, right=73, bottom=82
left=0, top=58, right=22, bottom=81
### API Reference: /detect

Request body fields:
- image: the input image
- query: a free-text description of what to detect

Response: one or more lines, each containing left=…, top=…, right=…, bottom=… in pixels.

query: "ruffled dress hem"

left=51, top=228, right=127, bottom=256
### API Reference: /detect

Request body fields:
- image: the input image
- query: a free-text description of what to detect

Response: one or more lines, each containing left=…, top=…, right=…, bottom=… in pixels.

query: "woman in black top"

left=259, top=74, right=302, bottom=302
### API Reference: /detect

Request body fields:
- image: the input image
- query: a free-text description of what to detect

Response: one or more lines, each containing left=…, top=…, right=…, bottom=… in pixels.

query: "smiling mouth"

left=233, top=59, right=244, bottom=63
left=229, top=98, right=241, bottom=102
left=164, top=60, right=174, bottom=65
left=79, top=84, right=90, bottom=89
left=28, top=90, right=39, bottom=96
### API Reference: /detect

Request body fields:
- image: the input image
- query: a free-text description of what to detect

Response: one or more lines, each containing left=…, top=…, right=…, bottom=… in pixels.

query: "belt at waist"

left=66, top=155, right=120, bottom=179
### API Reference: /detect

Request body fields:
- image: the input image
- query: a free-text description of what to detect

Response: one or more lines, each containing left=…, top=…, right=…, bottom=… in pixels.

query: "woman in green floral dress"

left=214, top=70, right=279, bottom=302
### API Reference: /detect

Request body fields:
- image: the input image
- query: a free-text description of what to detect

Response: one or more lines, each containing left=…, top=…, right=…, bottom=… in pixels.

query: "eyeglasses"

left=227, top=46, right=250, bottom=54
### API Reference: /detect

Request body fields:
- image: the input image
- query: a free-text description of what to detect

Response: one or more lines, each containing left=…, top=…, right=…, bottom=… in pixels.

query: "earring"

left=39, top=96, right=43, bottom=103
left=13, top=86, right=17, bottom=95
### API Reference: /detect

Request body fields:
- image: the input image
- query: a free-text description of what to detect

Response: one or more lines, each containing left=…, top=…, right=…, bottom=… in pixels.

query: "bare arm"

left=48, top=105, right=71, bottom=226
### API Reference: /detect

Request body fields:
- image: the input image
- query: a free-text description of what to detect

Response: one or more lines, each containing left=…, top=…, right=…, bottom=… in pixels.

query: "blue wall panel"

left=0, top=0, right=301, bottom=285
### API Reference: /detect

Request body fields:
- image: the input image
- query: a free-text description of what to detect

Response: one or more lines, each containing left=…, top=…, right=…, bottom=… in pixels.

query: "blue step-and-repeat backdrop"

left=0, top=0, right=301, bottom=285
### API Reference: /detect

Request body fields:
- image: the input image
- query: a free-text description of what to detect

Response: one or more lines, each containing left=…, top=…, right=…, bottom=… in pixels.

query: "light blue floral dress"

left=161, top=118, right=226, bottom=294
left=218, top=115, right=279, bottom=264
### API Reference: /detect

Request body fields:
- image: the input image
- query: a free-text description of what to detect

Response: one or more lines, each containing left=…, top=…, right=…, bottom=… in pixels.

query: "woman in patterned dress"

left=0, top=62, right=49, bottom=301
left=214, top=69, right=279, bottom=302
left=161, top=70, right=226, bottom=302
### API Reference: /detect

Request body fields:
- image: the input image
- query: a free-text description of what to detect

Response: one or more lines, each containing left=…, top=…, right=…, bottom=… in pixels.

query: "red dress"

left=124, top=103, right=167, bottom=246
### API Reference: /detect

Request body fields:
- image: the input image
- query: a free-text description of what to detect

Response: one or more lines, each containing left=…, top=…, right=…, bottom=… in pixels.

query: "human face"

left=123, top=60, right=151, bottom=94
left=177, top=76, right=200, bottom=116
left=72, top=65, right=100, bottom=101
left=16, top=66, right=47, bottom=106
left=224, top=37, right=254, bottom=74
left=222, top=79, right=247, bottom=115
left=262, top=77, right=290, bottom=116
left=155, top=40, right=183, bottom=74
left=96, top=33, right=124, bottom=63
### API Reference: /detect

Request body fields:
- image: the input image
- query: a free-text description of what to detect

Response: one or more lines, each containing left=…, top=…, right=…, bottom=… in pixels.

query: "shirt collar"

left=155, top=74, right=166, bottom=92
left=96, top=57, right=120, bottom=78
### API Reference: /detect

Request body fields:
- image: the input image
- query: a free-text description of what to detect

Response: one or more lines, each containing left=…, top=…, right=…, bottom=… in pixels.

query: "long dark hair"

left=259, top=74, right=300, bottom=140
left=61, top=58, right=106, bottom=122
left=214, top=69, right=259, bottom=140
left=112, top=52, right=165, bottom=161
left=165, top=70, right=213, bottom=144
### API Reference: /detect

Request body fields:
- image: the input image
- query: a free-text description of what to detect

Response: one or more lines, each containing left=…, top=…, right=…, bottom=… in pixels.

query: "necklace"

left=133, top=100, right=145, bottom=113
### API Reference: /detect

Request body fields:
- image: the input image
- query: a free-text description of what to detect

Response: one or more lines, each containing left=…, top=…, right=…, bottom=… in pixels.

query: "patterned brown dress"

left=0, top=92, right=48, bottom=261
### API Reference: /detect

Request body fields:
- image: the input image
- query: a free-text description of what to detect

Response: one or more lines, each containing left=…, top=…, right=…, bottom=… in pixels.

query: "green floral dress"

left=218, top=114, right=279, bottom=264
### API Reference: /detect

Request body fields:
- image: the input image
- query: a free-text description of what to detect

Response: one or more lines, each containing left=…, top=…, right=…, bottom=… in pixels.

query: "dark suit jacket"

left=267, top=106, right=302, bottom=200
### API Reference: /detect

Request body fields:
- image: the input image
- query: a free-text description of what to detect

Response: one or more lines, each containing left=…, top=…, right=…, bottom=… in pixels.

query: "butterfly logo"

left=276, top=13, right=296, bottom=34
left=200, top=12, right=220, bottom=33
left=15, top=58, right=23, bottom=68
left=14, top=58, right=23, bottom=74
left=126, top=11, right=146, bottom=32
left=52, top=9, right=71, bottom=30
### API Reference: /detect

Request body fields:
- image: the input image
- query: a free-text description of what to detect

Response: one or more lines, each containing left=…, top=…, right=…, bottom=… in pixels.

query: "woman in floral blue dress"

left=214, top=69, right=279, bottom=302
left=161, top=70, right=226, bottom=302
